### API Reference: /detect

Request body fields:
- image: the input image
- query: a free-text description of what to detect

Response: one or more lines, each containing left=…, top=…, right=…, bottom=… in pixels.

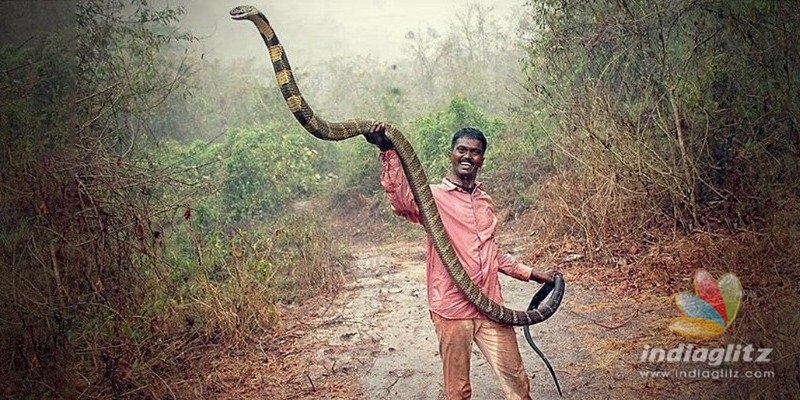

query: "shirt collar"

left=441, top=178, right=483, bottom=193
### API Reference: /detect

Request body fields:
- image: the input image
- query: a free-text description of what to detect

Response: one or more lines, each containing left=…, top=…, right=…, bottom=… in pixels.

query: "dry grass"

left=504, top=169, right=800, bottom=399
left=155, top=292, right=369, bottom=400
left=0, top=197, right=351, bottom=399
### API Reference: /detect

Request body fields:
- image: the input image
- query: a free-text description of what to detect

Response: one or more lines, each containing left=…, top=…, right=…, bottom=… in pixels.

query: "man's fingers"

left=365, top=122, right=393, bottom=151
left=373, top=122, right=386, bottom=134
left=534, top=270, right=556, bottom=284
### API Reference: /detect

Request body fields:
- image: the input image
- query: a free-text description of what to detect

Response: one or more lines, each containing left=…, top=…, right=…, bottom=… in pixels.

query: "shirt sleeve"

left=380, top=150, right=422, bottom=224
left=495, top=245, right=535, bottom=282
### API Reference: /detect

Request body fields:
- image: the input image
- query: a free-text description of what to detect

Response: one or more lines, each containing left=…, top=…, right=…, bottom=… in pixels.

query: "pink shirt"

left=380, top=150, right=534, bottom=320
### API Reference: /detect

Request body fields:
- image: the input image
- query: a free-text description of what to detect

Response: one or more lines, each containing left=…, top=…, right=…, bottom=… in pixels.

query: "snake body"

left=525, top=281, right=563, bottom=396
left=229, top=4, right=564, bottom=327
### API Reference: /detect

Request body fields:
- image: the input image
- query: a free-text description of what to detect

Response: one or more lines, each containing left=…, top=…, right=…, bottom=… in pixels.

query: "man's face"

left=449, top=137, right=485, bottom=180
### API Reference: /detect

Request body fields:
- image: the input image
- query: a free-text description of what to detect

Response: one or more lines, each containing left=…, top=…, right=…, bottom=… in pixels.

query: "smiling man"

left=365, top=122, right=554, bottom=400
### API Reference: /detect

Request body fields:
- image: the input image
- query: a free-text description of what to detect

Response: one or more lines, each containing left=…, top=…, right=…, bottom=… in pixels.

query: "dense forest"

left=1, top=0, right=797, bottom=398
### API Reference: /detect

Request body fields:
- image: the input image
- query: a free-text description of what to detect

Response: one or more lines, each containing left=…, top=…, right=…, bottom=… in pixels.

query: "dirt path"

left=291, top=238, right=691, bottom=399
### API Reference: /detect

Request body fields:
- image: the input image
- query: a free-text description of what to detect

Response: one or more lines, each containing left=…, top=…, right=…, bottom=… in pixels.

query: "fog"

left=0, top=0, right=532, bottom=140
left=180, top=0, right=525, bottom=64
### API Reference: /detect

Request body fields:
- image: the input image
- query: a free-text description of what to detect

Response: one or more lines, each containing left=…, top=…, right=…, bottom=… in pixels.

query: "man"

left=364, top=122, right=555, bottom=400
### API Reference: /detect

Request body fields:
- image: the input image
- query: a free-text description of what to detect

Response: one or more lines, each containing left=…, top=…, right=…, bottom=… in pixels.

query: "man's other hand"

left=530, top=270, right=555, bottom=284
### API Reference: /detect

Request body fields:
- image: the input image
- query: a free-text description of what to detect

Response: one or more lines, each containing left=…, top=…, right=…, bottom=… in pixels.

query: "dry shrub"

left=0, top=2, right=357, bottom=397
left=261, top=213, right=351, bottom=302
left=508, top=2, right=799, bottom=395
left=517, top=166, right=798, bottom=398
left=0, top=162, right=350, bottom=400
left=518, top=165, right=655, bottom=263
left=483, top=141, right=553, bottom=222
left=161, top=294, right=368, bottom=399
left=724, top=295, right=800, bottom=399
left=698, top=205, right=799, bottom=398
left=151, top=212, right=351, bottom=393
left=512, top=171, right=797, bottom=400
left=323, top=187, right=425, bottom=245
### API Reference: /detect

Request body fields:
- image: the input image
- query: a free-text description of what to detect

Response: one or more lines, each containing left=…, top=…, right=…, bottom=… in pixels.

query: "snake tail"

left=524, top=281, right=563, bottom=396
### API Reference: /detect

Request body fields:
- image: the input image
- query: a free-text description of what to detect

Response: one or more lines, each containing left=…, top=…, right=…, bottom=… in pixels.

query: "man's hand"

left=364, top=121, right=394, bottom=151
left=530, top=270, right=556, bottom=284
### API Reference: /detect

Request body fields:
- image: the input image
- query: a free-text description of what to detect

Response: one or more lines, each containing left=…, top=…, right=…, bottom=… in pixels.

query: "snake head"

left=230, top=5, right=260, bottom=20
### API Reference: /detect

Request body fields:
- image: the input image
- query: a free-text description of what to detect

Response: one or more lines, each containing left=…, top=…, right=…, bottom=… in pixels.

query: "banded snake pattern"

left=230, top=4, right=565, bottom=395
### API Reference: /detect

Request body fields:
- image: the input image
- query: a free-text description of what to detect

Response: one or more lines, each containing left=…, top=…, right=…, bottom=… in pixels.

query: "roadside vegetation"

left=1, top=0, right=796, bottom=398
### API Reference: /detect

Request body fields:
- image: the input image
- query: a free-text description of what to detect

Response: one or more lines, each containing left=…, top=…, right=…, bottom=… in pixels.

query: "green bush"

left=221, top=126, right=329, bottom=222
left=410, top=96, right=505, bottom=181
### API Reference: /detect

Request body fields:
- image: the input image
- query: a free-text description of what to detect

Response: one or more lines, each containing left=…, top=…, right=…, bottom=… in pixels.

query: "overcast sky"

left=0, top=1, right=526, bottom=64
left=179, top=0, right=526, bottom=63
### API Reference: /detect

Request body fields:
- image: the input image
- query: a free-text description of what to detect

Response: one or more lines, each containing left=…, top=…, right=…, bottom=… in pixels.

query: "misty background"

left=0, top=1, right=525, bottom=62
left=180, top=0, right=524, bottom=63
left=179, top=0, right=523, bottom=63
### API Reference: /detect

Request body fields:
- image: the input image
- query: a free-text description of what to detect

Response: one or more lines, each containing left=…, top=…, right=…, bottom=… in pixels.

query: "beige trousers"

left=430, top=312, right=531, bottom=400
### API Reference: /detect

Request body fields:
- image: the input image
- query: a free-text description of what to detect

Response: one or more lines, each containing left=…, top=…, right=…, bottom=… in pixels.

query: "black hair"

left=450, top=127, right=487, bottom=153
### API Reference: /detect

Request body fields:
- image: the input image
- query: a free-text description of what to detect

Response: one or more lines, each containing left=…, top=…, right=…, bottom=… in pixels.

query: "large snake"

left=230, top=4, right=565, bottom=394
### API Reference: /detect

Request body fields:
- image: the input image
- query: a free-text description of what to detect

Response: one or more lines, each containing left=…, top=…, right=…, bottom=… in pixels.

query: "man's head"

left=448, top=127, right=487, bottom=185
left=450, top=127, right=487, bottom=154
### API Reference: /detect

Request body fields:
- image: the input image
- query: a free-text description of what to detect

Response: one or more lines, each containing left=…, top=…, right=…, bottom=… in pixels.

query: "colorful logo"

left=669, top=269, right=742, bottom=340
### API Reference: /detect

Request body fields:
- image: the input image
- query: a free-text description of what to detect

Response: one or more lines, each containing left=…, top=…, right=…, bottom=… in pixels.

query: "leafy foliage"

left=220, top=126, right=330, bottom=222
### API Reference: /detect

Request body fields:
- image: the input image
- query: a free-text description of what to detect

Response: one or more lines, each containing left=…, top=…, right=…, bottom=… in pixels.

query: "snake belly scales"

left=230, top=5, right=565, bottom=394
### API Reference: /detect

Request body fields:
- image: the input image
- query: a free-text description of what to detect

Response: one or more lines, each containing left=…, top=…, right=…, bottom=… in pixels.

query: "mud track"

left=288, top=238, right=688, bottom=399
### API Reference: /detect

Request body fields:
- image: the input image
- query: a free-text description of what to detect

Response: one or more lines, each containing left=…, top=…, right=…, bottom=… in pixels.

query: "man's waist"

left=427, top=286, right=504, bottom=320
